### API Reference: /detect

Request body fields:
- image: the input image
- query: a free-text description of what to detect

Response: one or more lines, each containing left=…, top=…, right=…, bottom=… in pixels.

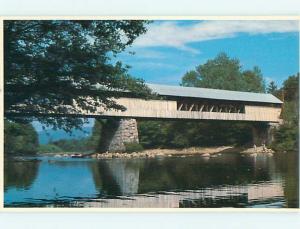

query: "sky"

left=33, top=20, right=300, bottom=132
left=117, top=20, right=299, bottom=86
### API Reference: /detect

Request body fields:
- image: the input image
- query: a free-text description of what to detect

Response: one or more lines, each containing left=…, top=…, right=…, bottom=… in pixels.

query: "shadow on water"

left=4, top=152, right=299, bottom=208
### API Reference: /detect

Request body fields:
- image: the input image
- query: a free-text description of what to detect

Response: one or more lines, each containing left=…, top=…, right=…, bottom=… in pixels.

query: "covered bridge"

left=96, top=84, right=283, bottom=152
left=98, top=83, right=283, bottom=122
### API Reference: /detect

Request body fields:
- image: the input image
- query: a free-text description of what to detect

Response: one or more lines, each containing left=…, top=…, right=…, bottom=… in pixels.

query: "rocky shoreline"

left=43, top=145, right=277, bottom=160
left=89, top=146, right=234, bottom=159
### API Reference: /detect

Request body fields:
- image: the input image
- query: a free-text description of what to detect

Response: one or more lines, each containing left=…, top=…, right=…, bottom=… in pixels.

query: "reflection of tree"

left=4, top=160, right=40, bottom=190
left=273, top=152, right=299, bottom=208
left=91, top=161, right=120, bottom=196
left=89, top=155, right=275, bottom=198
left=138, top=156, right=272, bottom=193
left=179, top=194, right=248, bottom=208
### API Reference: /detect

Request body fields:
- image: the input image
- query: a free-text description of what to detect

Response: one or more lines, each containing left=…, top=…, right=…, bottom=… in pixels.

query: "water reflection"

left=4, top=152, right=299, bottom=208
left=4, top=159, right=40, bottom=190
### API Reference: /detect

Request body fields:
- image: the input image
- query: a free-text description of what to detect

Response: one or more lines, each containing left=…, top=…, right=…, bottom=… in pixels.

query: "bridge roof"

left=147, top=83, right=283, bottom=104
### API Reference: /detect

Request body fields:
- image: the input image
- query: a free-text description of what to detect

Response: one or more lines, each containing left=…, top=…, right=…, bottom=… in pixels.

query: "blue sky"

left=118, top=20, right=299, bottom=86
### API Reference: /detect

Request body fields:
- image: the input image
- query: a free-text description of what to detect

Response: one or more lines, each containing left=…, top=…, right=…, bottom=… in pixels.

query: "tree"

left=180, top=71, right=200, bottom=87
left=282, top=73, right=299, bottom=102
left=182, top=53, right=246, bottom=91
left=242, top=66, right=266, bottom=93
left=87, top=119, right=103, bottom=151
left=4, top=120, right=39, bottom=155
left=4, top=20, right=152, bottom=131
left=181, top=53, right=266, bottom=92
left=267, top=81, right=278, bottom=95
left=271, top=73, right=299, bottom=151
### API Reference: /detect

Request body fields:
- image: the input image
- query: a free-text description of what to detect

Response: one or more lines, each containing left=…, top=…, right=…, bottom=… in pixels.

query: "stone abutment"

left=99, top=118, right=139, bottom=153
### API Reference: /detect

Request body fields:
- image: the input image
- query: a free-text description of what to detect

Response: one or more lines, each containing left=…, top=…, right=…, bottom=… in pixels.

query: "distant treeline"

left=4, top=53, right=299, bottom=155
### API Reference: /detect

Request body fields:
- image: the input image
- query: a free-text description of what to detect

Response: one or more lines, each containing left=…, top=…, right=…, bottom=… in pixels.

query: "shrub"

left=124, top=142, right=144, bottom=153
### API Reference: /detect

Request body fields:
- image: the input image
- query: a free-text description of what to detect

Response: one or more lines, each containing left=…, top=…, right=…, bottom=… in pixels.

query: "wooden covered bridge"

left=97, top=83, right=282, bottom=122
left=92, top=84, right=283, bottom=152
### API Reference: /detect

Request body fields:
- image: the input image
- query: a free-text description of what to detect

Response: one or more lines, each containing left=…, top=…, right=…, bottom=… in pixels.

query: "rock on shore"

left=241, top=146, right=275, bottom=155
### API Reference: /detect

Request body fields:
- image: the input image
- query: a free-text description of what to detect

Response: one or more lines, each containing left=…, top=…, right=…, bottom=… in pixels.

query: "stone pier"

left=252, top=122, right=279, bottom=146
left=99, top=118, right=139, bottom=153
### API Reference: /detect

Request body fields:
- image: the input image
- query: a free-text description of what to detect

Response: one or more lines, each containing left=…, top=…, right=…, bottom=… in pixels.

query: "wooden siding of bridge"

left=89, top=98, right=281, bottom=122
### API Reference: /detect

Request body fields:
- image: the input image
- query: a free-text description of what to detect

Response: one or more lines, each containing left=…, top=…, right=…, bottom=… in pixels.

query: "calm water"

left=4, top=152, right=299, bottom=208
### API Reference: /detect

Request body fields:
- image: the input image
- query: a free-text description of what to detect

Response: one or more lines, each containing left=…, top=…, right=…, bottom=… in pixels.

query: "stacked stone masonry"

left=107, top=118, right=139, bottom=152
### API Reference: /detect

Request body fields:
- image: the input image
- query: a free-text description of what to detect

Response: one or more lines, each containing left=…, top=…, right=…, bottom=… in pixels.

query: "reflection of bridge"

left=87, top=157, right=285, bottom=208
left=80, top=183, right=284, bottom=208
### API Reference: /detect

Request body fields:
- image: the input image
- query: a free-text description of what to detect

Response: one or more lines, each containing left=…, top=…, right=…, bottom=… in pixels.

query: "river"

left=4, top=151, right=298, bottom=208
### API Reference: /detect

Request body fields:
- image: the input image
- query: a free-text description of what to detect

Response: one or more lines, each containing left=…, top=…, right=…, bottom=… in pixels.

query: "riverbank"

left=91, top=146, right=236, bottom=159
left=36, top=145, right=276, bottom=160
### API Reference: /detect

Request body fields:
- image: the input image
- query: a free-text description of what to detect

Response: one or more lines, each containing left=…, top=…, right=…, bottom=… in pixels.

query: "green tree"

left=87, top=119, right=103, bottom=151
left=182, top=53, right=245, bottom=91
left=180, top=71, right=200, bottom=87
left=267, top=81, right=278, bottom=94
left=242, top=66, right=266, bottom=93
left=4, top=120, right=39, bottom=155
left=182, top=53, right=265, bottom=92
left=272, top=73, right=299, bottom=151
left=282, top=74, right=299, bottom=102
left=4, top=20, right=152, bottom=131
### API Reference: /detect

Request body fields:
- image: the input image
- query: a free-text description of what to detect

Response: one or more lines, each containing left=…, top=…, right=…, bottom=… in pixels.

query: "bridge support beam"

left=99, top=118, right=139, bottom=153
left=252, top=122, right=279, bottom=146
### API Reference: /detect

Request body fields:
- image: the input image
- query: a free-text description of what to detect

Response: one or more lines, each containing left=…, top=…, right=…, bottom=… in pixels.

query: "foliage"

left=52, top=138, right=91, bottom=152
left=87, top=119, right=103, bottom=151
left=242, top=67, right=266, bottom=93
left=267, top=81, right=278, bottom=94
left=4, top=120, right=39, bottom=155
left=181, top=53, right=265, bottom=93
left=271, top=74, right=299, bottom=151
left=139, top=120, right=252, bottom=149
left=272, top=125, right=298, bottom=151
left=138, top=121, right=171, bottom=148
left=4, top=20, right=152, bottom=131
left=124, top=142, right=144, bottom=153
left=281, top=73, right=299, bottom=102
left=38, top=144, right=62, bottom=153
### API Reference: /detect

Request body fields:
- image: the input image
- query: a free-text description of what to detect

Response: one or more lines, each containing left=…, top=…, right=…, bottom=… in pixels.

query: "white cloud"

left=134, top=20, right=299, bottom=52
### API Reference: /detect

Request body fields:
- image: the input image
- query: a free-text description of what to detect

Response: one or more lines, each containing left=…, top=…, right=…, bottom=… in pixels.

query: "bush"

left=271, top=125, right=298, bottom=152
left=38, top=144, right=62, bottom=153
left=124, top=142, right=144, bottom=153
